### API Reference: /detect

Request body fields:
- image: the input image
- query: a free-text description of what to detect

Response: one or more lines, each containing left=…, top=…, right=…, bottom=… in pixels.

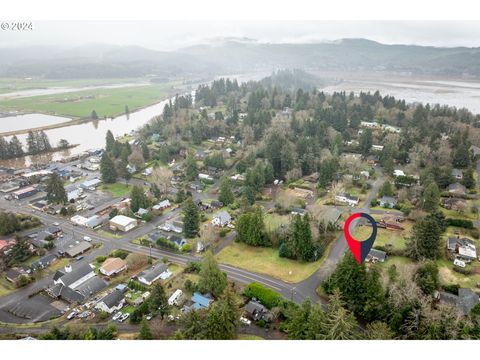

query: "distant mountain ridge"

left=1, top=38, right=480, bottom=79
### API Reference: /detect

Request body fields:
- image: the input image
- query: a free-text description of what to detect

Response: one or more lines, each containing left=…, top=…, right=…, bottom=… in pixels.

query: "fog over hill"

left=1, top=38, right=480, bottom=79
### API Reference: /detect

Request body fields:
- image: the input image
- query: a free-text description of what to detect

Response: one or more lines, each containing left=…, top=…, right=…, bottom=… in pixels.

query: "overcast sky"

left=2, top=21, right=480, bottom=50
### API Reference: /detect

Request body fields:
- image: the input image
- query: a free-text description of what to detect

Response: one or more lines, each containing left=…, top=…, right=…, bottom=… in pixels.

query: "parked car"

left=75, top=255, right=84, bottom=261
left=83, top=236, right=92, bottom=242
left=112, top=312, right=123, bottom=321
left=67, top=311, right=77, bottom=320
left=53, top=222, right=60, bottom=226
left=146, top=314, right=153, bottom=321
left=118, top=313, right=130, bottom=323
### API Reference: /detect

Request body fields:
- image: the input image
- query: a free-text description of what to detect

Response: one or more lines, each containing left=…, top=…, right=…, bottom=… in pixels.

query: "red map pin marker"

left=344, top=212, right=377, bottom=264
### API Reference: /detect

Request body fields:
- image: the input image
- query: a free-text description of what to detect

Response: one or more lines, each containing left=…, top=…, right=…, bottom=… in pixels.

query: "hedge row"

left=446, top=218, right=474, bottom=229
left=243, top=282, right=285, bottom=309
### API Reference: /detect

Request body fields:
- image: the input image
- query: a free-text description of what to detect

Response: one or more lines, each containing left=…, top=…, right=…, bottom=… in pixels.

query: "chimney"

left=65, top=264, right=72, bottom=273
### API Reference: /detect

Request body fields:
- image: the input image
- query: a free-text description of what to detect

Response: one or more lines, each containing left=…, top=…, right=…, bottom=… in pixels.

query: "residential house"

left=366, top=249, right=387, bottom=263
left=95, top=289, right=125, bottom=314
left=137, top=264, right=171, bottom=286
left=189, top=181, right=202, bottom=191
left=109, top=215, right=138, bottom=232
left=211, top=211, right=232, bottom=227
left=291, top=208, right=306, bottom=216
left=441, top=197, right=467, bottom=211
left=135, top=208, right=149, bottom=218
left=199, top=173, right=214, bottom=181
left=65, top=241, right=92, bottom=258
left=470, top=145, right=480, bottom=158
left=393, top=169, right=405, bottom=177
left=452, top=168, right=463, bottom=180
left=378, top=196, right=397, bottom=208
left=80, top=178, right=102, bottom=190
left=371, top=144, right=384, bottom=152
left=436, top=288, right=480, bottom=315
left=245, top=300, right=272, bottom=322
left=31, top=254, right=57, bottom=271
left=210, top=200, right=223, bottom=209
left=5, top=267, right=30, bottom=283
left=100, top=257, right=128, bottom=277
left=153, top=199, right=171, bottom=211
left=448, top=183, right=467, bottom=196
left=12, top=186, right=38, bottom=200
left=190, top=292, right=213, bottom=310
left=335, top=193, right=359, bottom=207
left=447, top=237, right=477, bottom=261
left=366, top=155, right=379, bottom=165
left=168, top=289, right=184, bottom=306
left=0, top=238, right=16, bottom=255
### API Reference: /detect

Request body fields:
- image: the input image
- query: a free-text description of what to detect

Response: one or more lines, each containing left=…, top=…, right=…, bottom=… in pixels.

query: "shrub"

left=446, top=218, right=474, bottom=229
left=219, top=228, right=228, bottom=237
left=96, top=256, right=107, bottom=263
left=243, top=282, right=285, bottom=309
left=442, top=283, right=460, bottom=294
left=181, top=243, right=192, bottom=252
left=370, top=198, right=379, bottom=207
left=110, top=249, right=129, bottom=259
left=185, top=261, right=201, bottom=273
left=156, top=237, right=178, bottom=251
left=128, top=279, right=147, bottom=292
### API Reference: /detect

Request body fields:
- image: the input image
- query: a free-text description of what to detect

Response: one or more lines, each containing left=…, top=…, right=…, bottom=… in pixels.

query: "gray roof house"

left=211, top=211, right=232, bottom=227
left=448, top=183, right=467, bottom=195
left=245, top=300, right=272, bottom=322
left=437, top=288, right=479, bottom=315
left=378, top=196, right=397, bottom=208
left=366, top=248, right=387, bottom=263
left=137, top=264, right=171, bottom=286
left=95, top=289, right=125, bottom=314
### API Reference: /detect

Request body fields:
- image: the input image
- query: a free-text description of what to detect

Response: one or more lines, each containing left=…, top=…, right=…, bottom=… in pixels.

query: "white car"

left=112, top=312, right=123, bottom=321
left=240, top=316, right=251, bottom=326
left=119, top=313, right=130, bottom=322
left=83, top=236, right=92, bottom=242
left=67, top=311, right=77, bottom=320
left=53, top=222, right=60, bottom=226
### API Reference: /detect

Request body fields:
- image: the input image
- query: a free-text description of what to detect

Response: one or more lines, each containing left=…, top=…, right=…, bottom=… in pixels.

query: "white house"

left=109, top=215, right=138, bottom=232
left=211, top=211, right=232, bottom=227
left=168, top=289, right=184, bottom=306
left=137, top=264, right=171, bottom=286
left=95, top=289, right=125, bottom=314
left=335, top=193, right=359, bottom=207
left=393, top=169, right=406, bottom=177
left=153, top=199, right=171, bottom=211
left=371, top=145, right=384, bottom=152
left=199, top=173, right=214, bottom=181
left=53, top=263, right=95, bottom=290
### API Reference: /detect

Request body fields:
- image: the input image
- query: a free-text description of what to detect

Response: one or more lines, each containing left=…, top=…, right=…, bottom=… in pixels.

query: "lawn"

left=0, top=83, right=172, bottom=118
left=99, top=183, right=132, bottom=197
left=436, top=259, right=480, bottom=288
left=216, top=242, right=324, bottom=283
left=351, top=224, right=409, bottom=250
left=264, top=213, right=290, bottom=233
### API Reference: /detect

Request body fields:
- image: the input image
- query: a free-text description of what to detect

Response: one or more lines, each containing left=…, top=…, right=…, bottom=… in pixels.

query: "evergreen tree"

left=359, top=128, right=373, bottom=156
left=105, top=130, right=116, bottom=154
left=46, top=173, right=67, bottom=204
left=149, top=283, right=170, bottom=319
left=138, top=319, right=153, bottom=340
left=406, top=217, right=442, bottom=260
left=218, top=176, right=234, bottom=206
left=453, top=143, right=471, bottom=168
left=235, top=206, right=270, bottom=246
left=365, top=322, right=395, bottom=340
left=91, top=110, right=98, bottom=119
left=26, top=130, right=38, bottom=154
left=9, top=135, right=24, bottom=158
left=422, top=182, right=440, bottom=212
left=141, top=142, right=150, bottom=161
left=204, top=287, right=240, bottom=339
left=319, top=289, right=360, bottom=340
left=182, top=197, right=199, bottom=238
left=198, top=251, right=227, bottom=297
left=0, top=136, right=9, bottom=159
left=130, top=185, right=148, bottom=213
left=462, top=167, right=476, bottom=189
left=379, top=181, right=394, bottom=197
left=185, top=154, right=198, bottom=181
left=100, top=153, right=117, bottom=183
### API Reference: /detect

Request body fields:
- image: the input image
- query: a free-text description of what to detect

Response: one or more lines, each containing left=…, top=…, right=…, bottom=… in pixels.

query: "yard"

left=0, top=83, right=173, bottom=119
left=436, top=259, right=480, bottom=288
left=99, top=183, right=133, bottom=197
left=215, top=242, right=324, bottom=283
left=264, top=213, right=290, bottom=233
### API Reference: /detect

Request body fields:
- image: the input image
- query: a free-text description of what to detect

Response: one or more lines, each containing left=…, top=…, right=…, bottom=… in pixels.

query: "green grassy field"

left=351, top=223, right=410, bottom=250
left=100, top=183, right=133, bottom=197
left=0, top=277, right=16, bottom=297
left=0, top=77, right=141, bottom=94
left=0, top=83, right=172, bottom=118
left=216, top=242, right=324, bottom=283
left=264, top=213, right=290, bottom=233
